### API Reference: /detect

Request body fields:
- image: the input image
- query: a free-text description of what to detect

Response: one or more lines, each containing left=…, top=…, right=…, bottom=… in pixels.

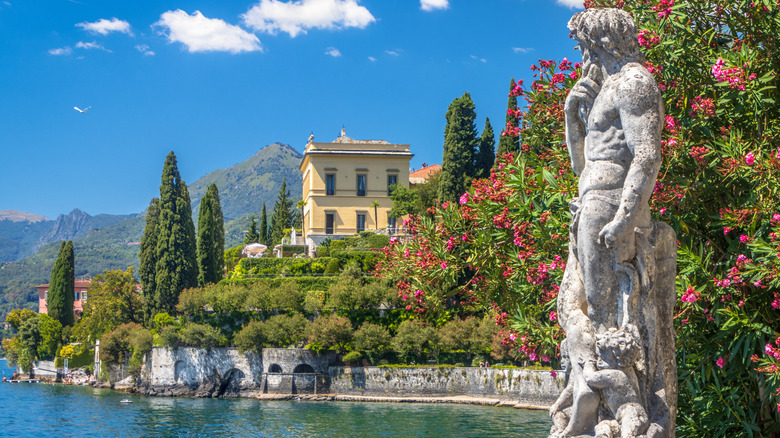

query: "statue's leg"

left=577, top=198, right=620, bottom=334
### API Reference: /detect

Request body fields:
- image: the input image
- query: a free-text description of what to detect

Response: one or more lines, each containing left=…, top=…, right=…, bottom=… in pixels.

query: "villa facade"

left=37, top=279, right=91, bottom=315
left=300, top=129, right=412, bottom=246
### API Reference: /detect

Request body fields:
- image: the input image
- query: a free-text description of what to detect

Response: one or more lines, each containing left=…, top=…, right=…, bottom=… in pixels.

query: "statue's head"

left=568, top=8, right=641, bottom=61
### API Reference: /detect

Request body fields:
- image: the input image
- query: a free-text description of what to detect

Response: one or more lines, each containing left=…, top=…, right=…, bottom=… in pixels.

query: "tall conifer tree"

left=497, top=77, right=520, bottom=157
left=245, top=215, right=259, bottom=244
left=259, top=203, right=268, bottom=245
left=438, top=92, right=478, bottom=203
left=47, top=240, right=74, bottom=327
left=476, top=117, right=496, bottom=179
left=197, top=189, right=217, bottom=286
left=153, top=151, right=198, bottom=316
left=270, top=179, right=292, bottom=245
left=206, top=183, right=224, bottom=281
left=139, top=198, right=160, bottom=325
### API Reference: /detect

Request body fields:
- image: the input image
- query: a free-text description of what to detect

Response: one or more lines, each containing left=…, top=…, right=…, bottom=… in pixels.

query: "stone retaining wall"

left=328, top=366, right=564, bottom=406
left=127, top=347, right=563, bottom=407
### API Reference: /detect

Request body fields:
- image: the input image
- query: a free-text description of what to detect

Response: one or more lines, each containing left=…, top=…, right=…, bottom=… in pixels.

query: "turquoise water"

left=0, top=359, right=551, bottom=437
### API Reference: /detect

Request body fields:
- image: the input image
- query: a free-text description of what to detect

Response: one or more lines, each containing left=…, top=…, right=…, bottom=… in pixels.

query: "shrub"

left=324, top=258, right=341, bottom=274
left=392, top=320, right=439, bottom=362
left=159, top=326, right=181, bottom=349
left=99, top=323, right=152, bottom=376
left=262, top=314, right=309, bottom=348
left=353, top=322, right=392, bottom=353
left=306, top=314, right=353, bottom=354
left=179, top=323, right=225, bottom=350
left=342, top=351, right=363, bottom=366
left=234, top=321, right=266, bottom=354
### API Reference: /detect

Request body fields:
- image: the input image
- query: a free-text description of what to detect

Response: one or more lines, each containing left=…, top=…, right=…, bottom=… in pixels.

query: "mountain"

left=0, top=143, right=303, bottom=318
left=189, top=142, right=303, bottom=221
left=0, top=210, right=51, bottom=223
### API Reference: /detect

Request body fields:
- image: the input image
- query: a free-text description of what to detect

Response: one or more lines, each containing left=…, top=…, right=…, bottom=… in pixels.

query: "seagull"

left=74, top=106, right=92, bottom=114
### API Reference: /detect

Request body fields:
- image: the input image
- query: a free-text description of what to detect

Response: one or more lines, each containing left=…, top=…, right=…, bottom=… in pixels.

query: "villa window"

left=74, top=292, right=80, bottom=301
left=326, top=213, right=335, bottom=235
left=387, top=174, right=397, bottom=196
left=356, top=174, right=367, bottom=197
left=82, top=292, right=88, bottom=301
left=356, top=213, right=366, bottom=233
left=326, top=174, right=335, bottom=196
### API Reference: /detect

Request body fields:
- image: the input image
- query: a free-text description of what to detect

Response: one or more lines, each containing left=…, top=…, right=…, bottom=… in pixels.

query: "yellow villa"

left=300, top=129, right=412, bottom=246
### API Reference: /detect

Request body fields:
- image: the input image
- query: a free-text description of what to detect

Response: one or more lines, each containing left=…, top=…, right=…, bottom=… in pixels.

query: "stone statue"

left=549, top=8, right=678, bottom=438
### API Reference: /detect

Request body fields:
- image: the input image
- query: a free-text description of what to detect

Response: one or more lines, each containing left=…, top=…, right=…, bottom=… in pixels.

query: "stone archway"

left=216, top=368, right=246, bottom=397
left=292, top=363, right=316, bottom=394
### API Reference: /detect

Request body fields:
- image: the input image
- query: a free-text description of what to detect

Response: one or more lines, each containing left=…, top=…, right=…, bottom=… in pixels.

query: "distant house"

left=300, top=128, right=413, bottom=246
left=409, top=164, right=441, bottom=187
left=36, top=279, right=92, bottom=315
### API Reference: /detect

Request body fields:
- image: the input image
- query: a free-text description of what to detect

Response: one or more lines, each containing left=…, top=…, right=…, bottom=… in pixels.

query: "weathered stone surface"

left=328, top=366, right=563, bottom=406
left=550, top=8, right=677, bottom=438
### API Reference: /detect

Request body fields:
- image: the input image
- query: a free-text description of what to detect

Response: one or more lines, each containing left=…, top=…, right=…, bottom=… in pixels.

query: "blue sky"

left=0, top=0, right=583, bottom=220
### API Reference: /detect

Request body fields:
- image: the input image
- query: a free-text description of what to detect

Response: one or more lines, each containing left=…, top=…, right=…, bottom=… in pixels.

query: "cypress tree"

left=47, top=241, right=74, bottom=327
left=270, top=179, right=292, bottom=245
left=497, top=77, right=520, bottom=157
left=476, top=117, right=495, bottom=179
left=245, top=215, right=259, bottom=244
left=197, top=190, right=217, bottom=286
left=259, top=203, right=268, bottom=245
left=140, top=197, right=160, bottom=325
left=154, top=151, right=198, bottom=316
left=438, top=92, right=478, bottom=203
left=206, top=183, right=224, bottom=282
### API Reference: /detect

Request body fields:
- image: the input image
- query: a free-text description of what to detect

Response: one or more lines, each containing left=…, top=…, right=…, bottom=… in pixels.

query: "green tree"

left=197, top=187, right=221, bottom=286
left=206, top=183, right=225, bottom=281
left=306, top=314, right=353, bottom=354
left=47, top=240, right=74, bottom=327
left=153, top=151, right=198, bottom=318
left=73, top=267, right=142, bottom=342
left=370, top=200, right=380, bottom=229
left=270, top=178, right=293, bottom=245
left=439, top=92, right=478, bottom=203
left=297, top=199, right=307, bottom=237
left=259, top=203, right=268, bottom=245
left=37, top=314, right=62, bottom=360
left=496, top=77, right=520, bottom=157
left=475, top=117, right=495, bottom=179
left=389, top=171, right=441, bottom=219
left=244, top=215, right=259, bottom=244
left=139, top=198, right=160, bottom=326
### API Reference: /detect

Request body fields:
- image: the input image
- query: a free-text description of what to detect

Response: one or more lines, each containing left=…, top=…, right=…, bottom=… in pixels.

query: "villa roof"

left=410, top=164, right=441, bottom=179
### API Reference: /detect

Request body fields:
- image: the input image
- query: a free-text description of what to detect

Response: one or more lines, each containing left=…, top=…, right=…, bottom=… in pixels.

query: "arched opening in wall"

left=174, top=360, right=186, bottom=383
left=217, top=368, right=246, bottom=398
left=292, top=364, right=316, bottom=394
left=267, top=363, right=283, bottom=387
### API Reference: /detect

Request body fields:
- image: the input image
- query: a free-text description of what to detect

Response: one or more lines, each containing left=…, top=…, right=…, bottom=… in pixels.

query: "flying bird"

left=74, top=106, right=92, bottom=113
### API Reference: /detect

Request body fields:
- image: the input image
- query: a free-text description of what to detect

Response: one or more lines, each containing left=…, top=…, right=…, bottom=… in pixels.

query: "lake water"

left=0, top=359, right=551, bottom=437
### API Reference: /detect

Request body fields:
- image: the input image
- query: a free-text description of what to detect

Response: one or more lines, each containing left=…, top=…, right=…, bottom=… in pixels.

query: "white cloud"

left=470, top=55, right=486, bottom=63
left=76, top=18, right=132, bottom=36
left=420, top=0, right=448, bottom=11
left=242, top=0, right=375, bottom=37
left=76, top=41, right=111, bottom=52
left=48, top=47, right=72, bottom=56
left=156, top=10, right=262, bottom=54
left=135, top=44, right=155, bottom=56
left=556, top=0, right=584, bottom=8
left=368, top=56, right=376, bottom=62
left=513, top=47, right=533, bottom=54
left=385, top=49, right=400, bottom=56
left=325, top=47, right=341, bottom=57
left=2, top=2, right=11, bottom=7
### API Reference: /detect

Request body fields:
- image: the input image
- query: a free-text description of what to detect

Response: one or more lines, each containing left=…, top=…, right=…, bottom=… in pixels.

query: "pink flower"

left=528, top=352, right=538, bottom=361
left=723, top=227, right=732, bottom=235
left=740, top=235, right=750, bottom=243
left=659, top=208, right=667, bottom=215
left=772, top=299, right=780, bottom=309
left=681, top=286, right=699, bottom=303
left=550, top=370, right=558, bottom=378
left=541, top=355, right=550, bottom=363
left=509, top=333, right=517, bottom=341
left=716, top=357, right=725, bottom=368
left=745, top=152, right=755, bottom=166
left=440, top=261, right=448, bottom=270
left=459, top=193, right=470, bottom=205
left=549, top=311, right=557, bottom=322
